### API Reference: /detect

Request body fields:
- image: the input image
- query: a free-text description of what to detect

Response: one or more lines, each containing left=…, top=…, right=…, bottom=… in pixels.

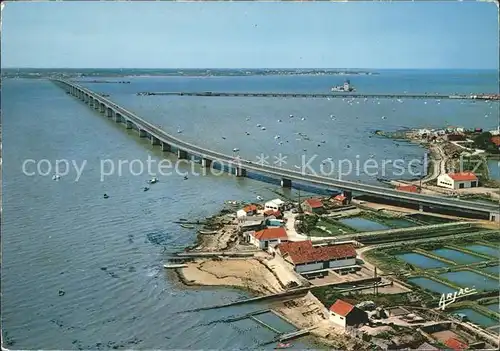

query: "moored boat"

left=198, top=229, right=218, bottom=235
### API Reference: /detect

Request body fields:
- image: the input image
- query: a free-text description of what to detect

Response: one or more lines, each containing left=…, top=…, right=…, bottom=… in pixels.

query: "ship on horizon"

left=331, top=79, right=355, bottom=92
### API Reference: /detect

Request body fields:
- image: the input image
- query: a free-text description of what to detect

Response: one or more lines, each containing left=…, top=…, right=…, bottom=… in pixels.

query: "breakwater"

left=135, top=91, right=497, bottom=100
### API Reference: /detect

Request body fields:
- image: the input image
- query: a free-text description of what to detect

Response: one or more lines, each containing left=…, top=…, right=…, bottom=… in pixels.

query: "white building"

left=329, top=299, right=368, bottom=329
left=437, top=172, right=478, bottom=190
left=248, top=227, right=288, bottom=249
left=236, top=209, right=247, bottom=223
left=264, top=198, right=285, bottom=212
left=276, top=241, right=357, bottom=273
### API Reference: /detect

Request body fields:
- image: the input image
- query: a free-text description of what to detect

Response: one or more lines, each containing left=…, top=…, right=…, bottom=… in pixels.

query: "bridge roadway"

left=137, top=91, right=474, bottom=100
left=54, top=79, right=500, bottom=220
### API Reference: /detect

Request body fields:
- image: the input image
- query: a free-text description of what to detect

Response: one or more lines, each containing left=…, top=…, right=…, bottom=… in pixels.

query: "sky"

left=1, top=1, right=499, bottom=69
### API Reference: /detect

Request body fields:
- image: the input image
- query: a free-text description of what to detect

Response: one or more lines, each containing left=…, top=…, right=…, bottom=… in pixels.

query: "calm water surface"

left=1, top=79, right=314, bottom=349
left=397, top=253, right=450, bottom=269
left=452, top=308, right=499, bottom=328
left=464, top=244, right=499, bottom=258
left=78, top=72, right=499, bottom=184
left=407, top=277, right=455, bottom=294
left=439, top=271, right=498, bottom=291
left=431, top=248, right=486, bottom=264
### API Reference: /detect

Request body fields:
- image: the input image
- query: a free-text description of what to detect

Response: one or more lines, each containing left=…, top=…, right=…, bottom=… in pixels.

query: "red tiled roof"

left=447, top=172, right=477, bottom=181
left=253, top=227, right=288, bottom=241
left=491, top=135, right=500, bottom=146
left=244, top=204, right=257, bottom=212
left=329, top=299, right=355, bottom=316
left=277, top=241, right=356, bottom=265
left=444, top=337, right=468, bottom=351
left=304, top=198, right=323, bottom=208
left=397, top=185, right=418, bottom=193
left=334, top=194, right=346, bottom=201
left=263, top=210, right=281, bottom=217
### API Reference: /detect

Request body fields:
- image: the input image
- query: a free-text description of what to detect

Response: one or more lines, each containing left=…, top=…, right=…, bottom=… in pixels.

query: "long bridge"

left=53, top=79, right=500, bottom=222
left=135, top=91, right=494, bottom=100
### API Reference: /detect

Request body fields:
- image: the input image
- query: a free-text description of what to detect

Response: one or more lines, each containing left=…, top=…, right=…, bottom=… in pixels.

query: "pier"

left=135, top=91, right=498, bottom=101
left=52, top=79, right=500, bottom=222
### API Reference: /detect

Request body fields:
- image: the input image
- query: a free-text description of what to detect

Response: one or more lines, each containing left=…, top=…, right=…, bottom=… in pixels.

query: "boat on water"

left=52, top=174, right=60, bottom=180
left=256, top=195, right=264, bottom=201
left=163, top=264, right=188, bottom=269
left=180, top=224, right=195, bottom=229
left=275, top=343, right=292, bottom=349
left=143, top=186, right=150, bottom=192
left=147, top=177, right=159, bottom=184
left=103, top=193, right=109, bottom=199
left=198, top=229, right=218, bottom=235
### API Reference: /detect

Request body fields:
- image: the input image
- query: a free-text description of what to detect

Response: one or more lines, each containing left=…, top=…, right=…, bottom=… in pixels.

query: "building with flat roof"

left=264, top=198, right=285, bottom=212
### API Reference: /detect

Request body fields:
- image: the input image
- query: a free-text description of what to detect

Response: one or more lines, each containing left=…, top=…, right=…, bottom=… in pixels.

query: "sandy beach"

left=180, top=258, right=285, bottom=295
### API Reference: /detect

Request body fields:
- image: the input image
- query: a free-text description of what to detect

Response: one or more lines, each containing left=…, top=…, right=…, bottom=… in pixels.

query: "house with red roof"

left=263, top=209, right=283, bottom=219
left=248, top=227, right=288, bottom=249
left=302, top=198, right=324, bottom=214
left=275, top=240, right=357, bottom=273
left=333, top=194, right=349, bottom=205
left=243, top=204, right=258, bottom=216
left=437, top=172, right=478, bottom=190
left=444, top=337, right=468, bottom=351
left=329, top=299, right=368, bottom=329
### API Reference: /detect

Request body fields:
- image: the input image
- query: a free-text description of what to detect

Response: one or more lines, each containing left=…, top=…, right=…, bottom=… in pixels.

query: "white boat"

left=256, top=195, right=264, bottom=200
left=52, top=175, right=60, bottom=180
left=274, top=135, right=280, bottom=140
left=261, top=127, right=266, bottom=130
left=256, top=123, right=262, bottom=127
left=233, top=148, right=240, bottom=152
left=177, top=128, right=183, bottom=133
left=163, top=264, right=188, bottom=269
left=301, top=117, right=306, bottom=121
left=148, top=177, right=159, bottom=184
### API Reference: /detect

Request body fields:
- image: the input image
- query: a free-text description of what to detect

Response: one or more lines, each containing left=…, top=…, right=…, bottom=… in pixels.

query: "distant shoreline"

left=1, top=70, right=379, bottom=79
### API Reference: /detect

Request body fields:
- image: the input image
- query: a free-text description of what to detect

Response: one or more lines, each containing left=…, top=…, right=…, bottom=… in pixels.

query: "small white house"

left=248, top=227, right=288, bottom=249
left=329, top=299, right=368, bottom=329
left=236, top=209, right=247, bottom=223
left=276, top=241, right=357, bottom=273
left=264, top=198, right=285, bottom=212
left=437, top=172, right=478, bottom=190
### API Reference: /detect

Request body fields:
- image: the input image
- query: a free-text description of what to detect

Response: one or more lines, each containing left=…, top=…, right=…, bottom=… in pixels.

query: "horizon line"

left=2, top=67, right=499, bottom=71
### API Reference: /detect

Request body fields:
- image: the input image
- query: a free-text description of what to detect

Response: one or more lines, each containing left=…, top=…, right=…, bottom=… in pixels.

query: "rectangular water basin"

left=385, top=218, right=418, bottom=228
left=252, top=311, right=297, bottom=334
left=480, top=265, right=499, bottom=276
left=397, top=253, right=450, bottom=269
left=464, top=244, right=499, bottom=258
left=431, top=248, right=485, bottom=264
left=338, top=217, right=390, bottom=232
left=452, top=308, right=499, bottom=327
left=485, top=303, right=499, bottom=314
left=408, top=277, right=455, bottom=294
left=439, top=270, right=499, bottom=291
